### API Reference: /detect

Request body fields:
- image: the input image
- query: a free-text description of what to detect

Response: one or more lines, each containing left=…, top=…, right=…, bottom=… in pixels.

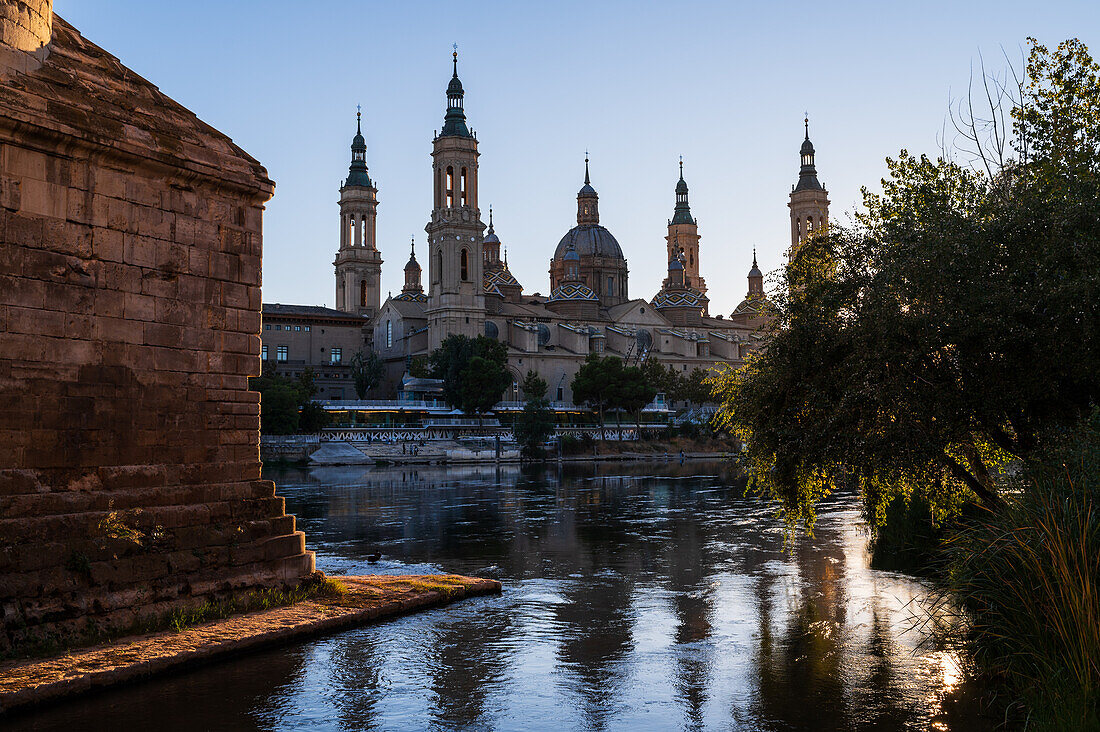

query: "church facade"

left=321, top=52, right=829, bottom=403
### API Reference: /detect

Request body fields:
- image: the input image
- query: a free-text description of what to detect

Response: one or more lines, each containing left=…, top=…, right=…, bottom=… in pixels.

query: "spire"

left=576, top=153, right=599, bottom=225
left=440, top=44, right=472, bottom=138
left=344, top=106, right=372, bottom=188
left=795, top=114, right=823, bottom=192
left=410, top=235, right=416, bottom=258
left=487, top=205, right=494, bottom=234
left=671, top=156, right=694, bottom=225
left=403, top=236, right=423, bottom=294
left=747, top=247, right=763, bottom=296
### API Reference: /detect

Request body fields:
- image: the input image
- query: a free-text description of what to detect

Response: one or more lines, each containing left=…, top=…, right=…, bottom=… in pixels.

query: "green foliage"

left=945, top=412, right=1100, bottom=730
left=298, top=401, right=331, bottom=433
left=459, top=355, right=512, bottom=416
left=521, top=370, right=548, bottom=400
left=259, top=383, right=300, bottom=435
left=350, top=349, right=384, bottom=399
left=713, top=37, right=1100, bottom=531
left=165, top=575, right=347, bottom=634
left=641, top=359, right=680, bottom=397
left=251, top=366, right=334, bottom=435
left=428, top=335, right=511, bottom=414
left=676, top=368, right=714, bottom=407
left=408, top=355, right=433, bottom=379
left=516, top=372, right=555, bottom=459
left=572, top=354, right=620, bottom=436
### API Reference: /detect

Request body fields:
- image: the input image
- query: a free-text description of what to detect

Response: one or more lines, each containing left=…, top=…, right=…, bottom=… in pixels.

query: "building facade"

left=266, top=54, right=830, bottom=405
left=260, top=304, right=368, bottom=400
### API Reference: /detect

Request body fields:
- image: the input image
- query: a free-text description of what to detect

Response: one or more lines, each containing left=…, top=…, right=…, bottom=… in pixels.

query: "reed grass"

left=947, top=419, right=1099, bottom=730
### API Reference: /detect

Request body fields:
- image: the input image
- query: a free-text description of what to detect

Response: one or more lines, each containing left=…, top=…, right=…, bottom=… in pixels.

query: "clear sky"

left=54, top=1, right=1097, bottom=316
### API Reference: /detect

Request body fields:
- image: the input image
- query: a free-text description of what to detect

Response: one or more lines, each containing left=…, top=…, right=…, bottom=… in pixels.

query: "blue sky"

left=54, top=1, right=1097, bottom=316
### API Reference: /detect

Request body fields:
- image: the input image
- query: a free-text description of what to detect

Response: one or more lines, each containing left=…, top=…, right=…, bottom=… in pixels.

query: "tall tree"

left=428, top=335, right=511, bottom=416
left=515, top=371, right=555, bottom=458
left=712, top=38, right=1100, bottom=530
left=572, top=354, right=623, bottom=440
left=349, top=349, right=384, bottom=400
left=611, top=365, right=657, bottom=437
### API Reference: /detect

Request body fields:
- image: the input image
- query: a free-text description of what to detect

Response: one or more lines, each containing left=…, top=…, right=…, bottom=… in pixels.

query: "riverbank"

left=265, top=434, right=740, bottom=466
left=0, top=574, right=501, bottom=717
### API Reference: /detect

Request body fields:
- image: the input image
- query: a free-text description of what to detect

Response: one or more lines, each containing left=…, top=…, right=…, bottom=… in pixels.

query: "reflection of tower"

left=788, top=116, right=830, bottom=256
left=666, top=158, right=708, bottom=314
left=335, top=109, right=383, bottom=317
left=425, top=48, right=485, bottom=349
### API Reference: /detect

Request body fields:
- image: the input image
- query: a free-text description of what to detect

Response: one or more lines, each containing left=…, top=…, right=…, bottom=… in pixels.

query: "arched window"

left=386, top=320, right=392, bottom=348
left=460, top=248, right=468, bottom=280
left=807, top=217, right=814, bottom=233
left=608, top=276, right=613, bottom=295
left=460, top=167, right=468, bottom=206
left=446, top=166, right=454, bottom=207
left=434, top=248, right=442, bottom=282
left=360, top=280, right=367, bottom=307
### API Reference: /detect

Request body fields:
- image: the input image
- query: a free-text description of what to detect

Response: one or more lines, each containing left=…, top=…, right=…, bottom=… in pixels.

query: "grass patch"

left=164, top=575, right=346, bottom=633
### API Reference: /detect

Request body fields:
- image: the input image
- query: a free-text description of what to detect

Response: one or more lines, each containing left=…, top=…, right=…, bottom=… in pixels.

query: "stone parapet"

left=0, top=13, right=310, bottom=650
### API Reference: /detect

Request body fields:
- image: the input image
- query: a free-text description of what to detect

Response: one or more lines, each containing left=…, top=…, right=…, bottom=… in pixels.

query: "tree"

left=350, top=349, right=384, bottom=400
left=515, top=371, right=555, bottom=458
left=298, top=401, right=331, bottom=433
left=642, top=358, right=681, bottom=402
left=712, top=38, right=1100, bottom=531
left=250, top=365, right=325, bottom=435
left=428, top=335, right=511, bottom=418
left=678, top=368, right=713, bottom=408
left=260, top=384, right=299, bottom=435
left=572, top=354, right=623, bottom=440
left=611, top=365, right=657, bottom=438
left=458, top=355, right=512, bottom=422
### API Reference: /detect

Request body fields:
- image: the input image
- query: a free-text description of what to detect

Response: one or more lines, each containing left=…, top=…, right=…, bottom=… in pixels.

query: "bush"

left=298, top=401, right=330, bottom=433
left=260, top=384, right=299, bottom=434
left=947, top=415, right=1100, bottom=730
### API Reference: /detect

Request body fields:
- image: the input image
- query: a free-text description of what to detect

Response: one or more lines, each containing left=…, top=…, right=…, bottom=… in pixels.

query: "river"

left=8, top=460, right=994, bottom=731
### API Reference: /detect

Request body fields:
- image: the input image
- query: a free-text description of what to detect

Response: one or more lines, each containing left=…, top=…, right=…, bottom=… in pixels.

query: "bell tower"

left=425, top=47, right=485, bottom=350
left=665, top=158, right=708, bottom=314
left=334, top=108, right=383, bottom=318
left=788, top=116, right=830, bottom=255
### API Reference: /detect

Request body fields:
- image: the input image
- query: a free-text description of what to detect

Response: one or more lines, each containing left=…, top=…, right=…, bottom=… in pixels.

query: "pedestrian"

left=679, top=449, right=685, bottom=465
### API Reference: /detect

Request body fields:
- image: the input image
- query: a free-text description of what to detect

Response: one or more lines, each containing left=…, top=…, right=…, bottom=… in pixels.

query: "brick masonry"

left=0, top=5, right=314, bottom=651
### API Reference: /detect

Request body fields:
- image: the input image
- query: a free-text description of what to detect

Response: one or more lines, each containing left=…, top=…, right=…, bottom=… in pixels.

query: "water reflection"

left=3, top=461, right=993, bottom=731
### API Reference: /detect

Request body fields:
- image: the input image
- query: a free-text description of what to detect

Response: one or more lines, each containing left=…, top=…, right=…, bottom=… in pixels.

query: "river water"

left=9, top=460, right=994, bottom=731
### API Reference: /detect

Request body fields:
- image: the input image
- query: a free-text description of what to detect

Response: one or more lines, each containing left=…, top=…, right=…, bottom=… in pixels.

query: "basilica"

left=329, top=52, right=830, bottom=403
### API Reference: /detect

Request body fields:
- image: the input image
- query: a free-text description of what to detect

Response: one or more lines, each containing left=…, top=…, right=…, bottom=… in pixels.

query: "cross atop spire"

left=452, top=43, right=459, bottom=76
left=584, top=151, right=590, bottom=185
left=410, top=235, right=415, bottom=256
left=804, top=111, right=809, bottom=139
left=753, top=247, right=758, bottom=267
left=357, top=104, right=362, bottom=134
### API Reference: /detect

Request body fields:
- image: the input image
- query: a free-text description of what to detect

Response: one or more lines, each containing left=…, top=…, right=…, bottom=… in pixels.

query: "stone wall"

left=0, top=8, right=313, bottom=651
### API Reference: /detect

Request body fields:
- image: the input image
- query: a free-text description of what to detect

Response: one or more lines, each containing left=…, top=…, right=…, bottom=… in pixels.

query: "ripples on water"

left=7, top=460, right=993, bottom=731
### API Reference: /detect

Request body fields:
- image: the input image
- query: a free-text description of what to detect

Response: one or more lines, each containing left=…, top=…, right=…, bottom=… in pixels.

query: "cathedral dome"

left=553, top=224, right=624, bottom=260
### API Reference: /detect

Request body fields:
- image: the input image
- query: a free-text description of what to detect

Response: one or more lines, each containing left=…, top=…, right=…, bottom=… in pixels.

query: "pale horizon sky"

left=54, top=1, right=1097, bottom=316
